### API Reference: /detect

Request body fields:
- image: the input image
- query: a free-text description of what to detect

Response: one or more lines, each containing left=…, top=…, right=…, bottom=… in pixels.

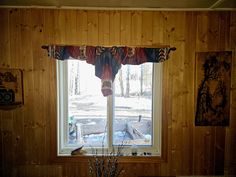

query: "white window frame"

left=57, top=60, right=162, bottom=156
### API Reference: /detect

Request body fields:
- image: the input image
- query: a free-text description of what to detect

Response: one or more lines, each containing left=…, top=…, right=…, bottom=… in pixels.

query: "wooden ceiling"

left=0, top=0, right=235, bottom=10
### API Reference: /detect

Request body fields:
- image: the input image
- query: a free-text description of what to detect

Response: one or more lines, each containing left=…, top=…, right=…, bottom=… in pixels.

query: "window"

left=57, top=60, right=162, bottom=156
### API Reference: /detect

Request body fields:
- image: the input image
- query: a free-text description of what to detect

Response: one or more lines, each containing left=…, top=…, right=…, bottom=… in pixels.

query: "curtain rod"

left=41, top=45, right=176, bottom=51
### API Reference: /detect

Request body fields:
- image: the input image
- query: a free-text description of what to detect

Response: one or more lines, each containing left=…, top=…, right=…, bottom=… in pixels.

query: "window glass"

left=113, top=64, right=153, bottom=146
left=68, top=60, right=107, bottom=147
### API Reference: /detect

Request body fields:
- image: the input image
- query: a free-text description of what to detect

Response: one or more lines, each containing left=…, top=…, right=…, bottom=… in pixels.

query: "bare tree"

left=75, top=62, right=80, bottom=95
left=140, top=65, right=144, bottom=95
left=125, top=66, right=130, bottom=97
left=118, top=70, right=124, bottom=97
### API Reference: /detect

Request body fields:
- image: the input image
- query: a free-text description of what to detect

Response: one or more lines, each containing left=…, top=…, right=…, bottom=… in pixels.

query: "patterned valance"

left=43, top=45, right=175, bottom=96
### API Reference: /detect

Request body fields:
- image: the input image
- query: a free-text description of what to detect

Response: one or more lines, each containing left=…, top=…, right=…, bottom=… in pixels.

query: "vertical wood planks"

left=19, top=9, right=33, bottom=70
left=211, top=12, right=230, bottom=176
left=42, top=9, right=56, bottom=162
left=152, top=12, right=165, bottom=44
left=131, top=11, right=142, bottom=45
left=109, top=11, right=120, bottom=45
left=225, top=12, right=236, bottom=176
left=141, top=12, right=153, bottom=45
left=87, top=11, right=98, bottom=45
left=43, top=9, right=56, bottom=45
left=64, top=10, right=77, bottom=44
left=31, top=9, right=48, bottom=164
left=98, top=11, right=110, bottom=45
left=12, top=165, right=63, bottom=177
left=194, top=11, right=230, bottom=175
left=0, top=111, right=14, bottom=177
left=40, top=9, right=56, bottom=164
left=196, top=12, right=209, bottom=52
left=158, top=12, right=171, bottom=176
left=219, top=12, right=230, bottom=50
left=20, top=8, right=36, bottom=165
left=0, top=9, right=10, bottom=67
left=0, top=9, right=10, bottom=176
left=4, top=9, right=22, bottom=176
left=53, top=9, right=66, bottom=44
left=181, top=11, right=196, bottom=175
left=165, top=11, right=186, bottom=175
left=76, top=10, right=88, bottom=44
left=120, top=11, right=131, bottom=45
left=122, top=163, right=161, bottom=177
left=229, top=12, right=236, bottom=48
left=194, top=11, right=214, bottom=175
left=9, top=9, right=22, bottom=68
left=0, top=9, right=235, bottom=177
left=12, top=9, right=31, bottom=165
left=207, top=12, right=220, bottom=51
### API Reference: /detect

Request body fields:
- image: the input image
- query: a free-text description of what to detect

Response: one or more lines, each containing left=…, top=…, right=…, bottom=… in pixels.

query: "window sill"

left=51, top=154, right=165, bottom=164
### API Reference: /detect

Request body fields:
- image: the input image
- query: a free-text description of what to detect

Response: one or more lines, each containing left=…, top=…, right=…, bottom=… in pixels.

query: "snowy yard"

left=68, top=95, right=152, bottom=147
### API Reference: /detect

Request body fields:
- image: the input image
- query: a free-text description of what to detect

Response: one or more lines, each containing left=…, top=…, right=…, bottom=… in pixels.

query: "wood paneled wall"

left=0, top=9, right=235, bottom=177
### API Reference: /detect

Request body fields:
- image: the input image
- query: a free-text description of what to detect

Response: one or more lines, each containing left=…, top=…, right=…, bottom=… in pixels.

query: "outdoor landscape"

left=67, top=60, right=153, bottom=147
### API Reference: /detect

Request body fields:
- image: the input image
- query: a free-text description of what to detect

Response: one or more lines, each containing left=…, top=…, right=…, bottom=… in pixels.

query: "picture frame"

left=195, top=51, right=232, bottom=126
left=0, top=68, right=24, bottom=109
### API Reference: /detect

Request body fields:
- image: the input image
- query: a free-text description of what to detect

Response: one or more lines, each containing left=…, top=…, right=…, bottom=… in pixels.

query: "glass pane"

left=113, top=63, right=153, bottom=146
left=67, top=60, right=107, bottom=147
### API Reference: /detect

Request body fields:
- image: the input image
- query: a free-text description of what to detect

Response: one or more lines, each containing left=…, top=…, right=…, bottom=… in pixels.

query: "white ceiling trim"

left=0, top=5, right=235, bottom=11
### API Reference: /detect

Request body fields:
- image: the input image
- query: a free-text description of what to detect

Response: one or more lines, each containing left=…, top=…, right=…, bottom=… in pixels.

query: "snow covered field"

left=68, top=95, right=152, bottom=147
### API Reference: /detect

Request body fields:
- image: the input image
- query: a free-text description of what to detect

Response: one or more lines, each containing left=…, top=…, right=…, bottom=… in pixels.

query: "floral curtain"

left=43, top=45, right=175, bottom=96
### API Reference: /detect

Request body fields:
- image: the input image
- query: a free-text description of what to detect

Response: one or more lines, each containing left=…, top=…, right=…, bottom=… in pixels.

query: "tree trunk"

left=125, top=66, right=130, bottom=97
left=140, top=65, right=144, bottom=95
left=119, top=70, right=124, bottom=96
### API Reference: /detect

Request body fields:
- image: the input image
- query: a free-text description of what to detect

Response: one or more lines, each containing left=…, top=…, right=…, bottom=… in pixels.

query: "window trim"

left=50, top=60, right=168, bottom=163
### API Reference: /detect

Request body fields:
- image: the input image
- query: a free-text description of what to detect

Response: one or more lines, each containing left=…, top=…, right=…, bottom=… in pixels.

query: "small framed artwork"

left=0, top=68, right=24, bottom=109
left=195, top=51, right=232, bottom=126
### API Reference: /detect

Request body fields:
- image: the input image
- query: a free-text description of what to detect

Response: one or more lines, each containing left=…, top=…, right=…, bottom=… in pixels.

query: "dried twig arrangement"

left=88, top=145, right=125, bottom=177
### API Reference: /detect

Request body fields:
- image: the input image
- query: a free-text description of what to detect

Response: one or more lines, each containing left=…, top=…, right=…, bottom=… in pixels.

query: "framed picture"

left=0, top=68, right=23, bottom=109
left=195, top=51, right=232, bottom=126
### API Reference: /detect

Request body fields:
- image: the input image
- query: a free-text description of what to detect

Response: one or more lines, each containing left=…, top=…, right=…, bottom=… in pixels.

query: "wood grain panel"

left=76, top=10, right=88, bottom=45
left=230, top=13, right=236, bottom=48
left=29, top=9, right=46, bottom=164
left=0, top=9, right=10, bottom=67
left=0, top=9, right=11, bottom=176
left=0, top=9, right=235, bottom=177
left=121, top=163, right=161, bottom=177
left=164, top=12, right=186, bottom=175
left=12, top=165, right=63, bottom=177
left=41, top=9, right=56, bottom=162
left=19, top=9, right=33, bottom=69
left=141, top=12, right=153, bottom=45
left=120, top=11, right=131, bottom=45
left=43, top=9, right=56, bottom=45
left=98, top=11, right=110, bottom=45
left=207, top=12, right=221, bottom=51
left=64, top=10, right=77, bottom=44
left=219, top=12, right=230, bottom=50
left=9, top=9, right=22, bottom=68
left=181, top=11, right=196, bottom=175
left=1, top=111, right=14, bottom=176
left=54, top=9, right=66, bottom=44
left=87, top=11, right=98, bottom=45
left=160, top=11, right=174, bottom=176
left=152, top=12, right=165, bottom=44
left=196, top=12, right=209, bottom=52
left=109, top=11, right=120, bottom=44
left=131, top=11, right=142, bottom=45
left=224, top=13, right=236, bottom=174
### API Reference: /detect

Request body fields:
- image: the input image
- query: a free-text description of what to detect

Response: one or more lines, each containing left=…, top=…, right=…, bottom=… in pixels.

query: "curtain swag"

left=42, top=45, right=176, bottom=96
